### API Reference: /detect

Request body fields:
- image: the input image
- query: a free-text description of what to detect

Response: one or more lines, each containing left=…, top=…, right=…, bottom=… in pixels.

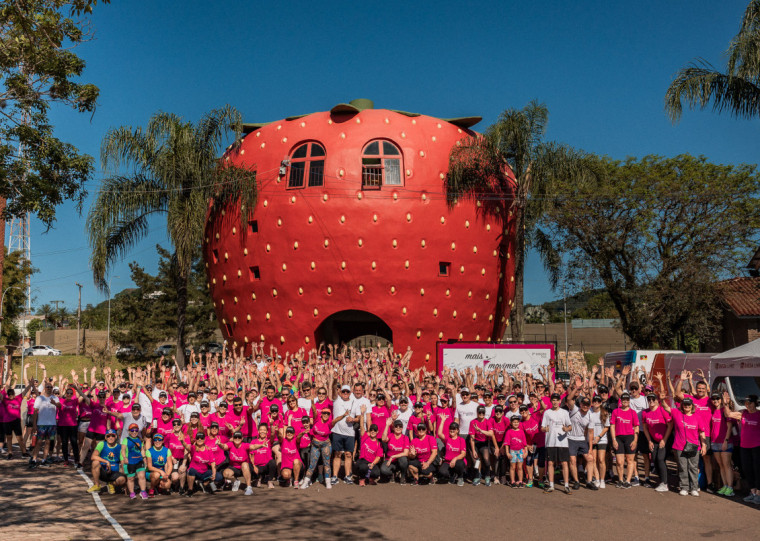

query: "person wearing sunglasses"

left=223, top=431, right=254, bottom=495
left=29, top=382, right=61, bottom=468
left=312, top=386, right=332, bottom=415
left=110, top=396, right=148, bottom=442
left=709, top=392, right=735, bottom=497
left=660, top=392, right=707, bottom=496
left=249, top=423, right=277, bottom=489
left=505, top=395, right=521, bottom=421
left=120, top=423, right=148, bottom=499
left=146, top=433, right=173, bottom=496
left=300, top=407, right=333, bottom=489
left=641, top=389, right=673, bottom=492
left=408, top=423, right=437, bottom=485
left=722, top=392, right=760, bottom=503
left=183, top=431, right=216, bottom=496
left=381, top=418, right=410, bottom=484
left=165, top=418, right=188, bottom=493
left=610, top=393, right=639, bottom=489
left=454, top=387, right=478, bottom=481
left=469, top=405, right=494, bottom=486
left=88, top=429, right=126, bottom=494
left=330, top=385, right=356, bottom=485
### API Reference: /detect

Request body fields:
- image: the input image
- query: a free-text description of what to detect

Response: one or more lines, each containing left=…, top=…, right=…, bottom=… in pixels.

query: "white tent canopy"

left=713, top=338, right=760, bottom=359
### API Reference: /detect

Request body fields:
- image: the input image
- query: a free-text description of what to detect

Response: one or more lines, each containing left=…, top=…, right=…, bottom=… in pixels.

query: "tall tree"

left=540, top=154, right=760, bottom=350
left=447, top=100, right=588, bottom=341
left=87, top=107, right=257, bottom=367
left=665, top=1, right=760, bottom=121
left=0, top=1, right=109, bottom=295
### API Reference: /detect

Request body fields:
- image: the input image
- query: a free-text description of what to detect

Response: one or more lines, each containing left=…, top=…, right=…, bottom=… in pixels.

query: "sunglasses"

left=321, top=411, right=330, bottom=415
left=129, top=429, right=139, bottom=433
left=106, top=434, right=117, bottom=437
left=233, top=436, right=242, bottom=439
left=317, top=392, right=326, bottom=396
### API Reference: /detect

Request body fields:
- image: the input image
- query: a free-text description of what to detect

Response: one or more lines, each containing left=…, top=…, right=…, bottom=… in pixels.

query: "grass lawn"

left=7, top=355, right=132, bottom=381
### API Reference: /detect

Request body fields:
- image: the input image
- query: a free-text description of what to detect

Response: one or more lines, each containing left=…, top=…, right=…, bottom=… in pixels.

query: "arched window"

left=362, top=140, right=402, bottom=189
left=288, top=142, right=325, bottom=188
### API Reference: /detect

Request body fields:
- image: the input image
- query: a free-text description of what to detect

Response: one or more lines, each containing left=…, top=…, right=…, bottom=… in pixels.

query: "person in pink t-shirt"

left=488, top=406, right=509, bottom=484
left=469, top=405, right=494, bottom=486
left=223, top=431, right=254, bottom=495
left=641, top=388, right=673, bottom=492
left=299, top=408, right=333, bottom=490
left=249, top=424, right=277, bottom=489
left=279, top=426, right=303, bottom=487
left=438, top=421, right=466, bottom=485
left=182, top=431, right=217, bottom=496
left=57, top=386, right=80, bottom=466
left=382, top=418, right=410, bottom=483
left=505, top=416, right=528, bottom=487
left=408, top=423, right=437, bottom=485
left=610, top=393, right=640, bottom=488
left=661, top=393, right=707, bottom=496
left=708, top=392, right=735, bottom=496
left=723, top=392, right=760, bottom=503
left=357, top=411, right=383, bottom=485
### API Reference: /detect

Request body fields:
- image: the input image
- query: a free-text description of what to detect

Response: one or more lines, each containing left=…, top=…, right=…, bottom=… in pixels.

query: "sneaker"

left=411, top=479, right=419, bottom=486
left=622, top=482, right=631, bottom=489
left=705, top=483, right=716, bottom=494
left=329, top=476, right=338, bottom=485
left=244, top=486, right=254, bottom=495
left=751, top=494, right=760, bottom=504
left=572, top=481, right=581, bottom=490
left=6, top=453, right=13, bottom=460
left=209, top=482, right=217, bottom=493
left=690, top=490, right=699, bottom=497
left=293, top=480, right=300, bottom=489
left=586, top=482, right=598, bottom=491
left=599, top=480, right=606, bottom=489
left=484, top=477, right=492, bottom=487
left=343, top=476, right=354, bottom=485
left=564, top=485, right=572, bottom=495
left=473, top=478, right=481, bottom=486
left=655, top=483, right=669, bottom=492
left=299, top=478, right=311, bottom=490
left=457, top=477, right=464, bottom=487
left=107, top=483, right=115, bottom=494
left=724, top=487, right=735, bottom=497
left=743, top=493, right=756, bottom=502
left=87, top=485, right=101, bottom=493
left=526, top=480, right=533, bottom=488
left=544, top=485, right=554, bottom=493
left=232, top=480, right=241, bottom=492
left=75, top=463, right=83, bottom=471
left=140, top=491, right=148, bottom=500
left=679, top=489, right=688, bottom=496
left=37, top=461, right=50, bottom=468
left=493, top=477, right=500, bottom=485
left=129, top=492, right=137, bottom=499
left=499, top=475, right=507, bottom=485
left=717, top=485, right=727, bottom=495
left=148, top=489, right=155, bottom=497
left=184, top=491, right=193, bottom=498
left=325, top=478, right=332, bottom=489
left=631, top=477, right=640, bottom=487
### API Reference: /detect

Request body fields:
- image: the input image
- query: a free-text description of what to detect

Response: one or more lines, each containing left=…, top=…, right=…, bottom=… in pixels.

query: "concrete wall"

left=35, top=329, right=108, bottom=354
left=523, top=322, right=629, bottom=356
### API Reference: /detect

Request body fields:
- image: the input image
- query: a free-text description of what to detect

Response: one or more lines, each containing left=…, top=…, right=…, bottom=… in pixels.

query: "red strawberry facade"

left=203, top=99, right=517, bottom=369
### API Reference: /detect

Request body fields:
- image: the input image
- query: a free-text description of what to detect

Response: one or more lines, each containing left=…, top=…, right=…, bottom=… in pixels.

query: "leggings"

left=252, top=459, right=277, bottom=482
left=651, top=444, right=668, bottom=484
left=741, top=445, right=760, bottom=490
left=357, top=458, right=381, bottom=479
left=439, top=460, right=465, bottom=482
left=59, top=425, right=79, bottom=463
left=380, top=457, right=409, bottom=479
left=306, top=439, right=332, bottom=478
left=474, top=441, right=491, bottom=478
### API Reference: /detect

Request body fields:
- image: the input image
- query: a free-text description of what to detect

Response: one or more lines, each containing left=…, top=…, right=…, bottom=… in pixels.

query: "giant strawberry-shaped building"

left=203, top=99, right=517, bottom=369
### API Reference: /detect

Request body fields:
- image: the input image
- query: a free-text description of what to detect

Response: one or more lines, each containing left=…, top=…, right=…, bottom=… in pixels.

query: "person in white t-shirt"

left=455, top=388, right=479, bottom=480
left=30, top=381, right=61, bottom=467
left=178, top=392, right=202, bottom=423
left=297, top=382, right=315, bottom=411
left=331, top=385, right=356, bottom=484
left=541, top=393, right=572, bottom=494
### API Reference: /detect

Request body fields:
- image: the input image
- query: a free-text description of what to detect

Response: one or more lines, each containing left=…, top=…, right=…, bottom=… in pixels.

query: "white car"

left=23, top=345, right=61, bottom=356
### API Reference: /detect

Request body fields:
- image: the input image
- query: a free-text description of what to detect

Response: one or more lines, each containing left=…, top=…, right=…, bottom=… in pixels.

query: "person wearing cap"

left=249, top=424, right=277, bottom=489
left=407, top=401, right=428, bottom=437
left=330, top=384, right=357, bottom=485
left=226, top=397, right=252, bottom=442
left=183, top=411, right=204, bottom=442
left=381, top=417, right=410, bottom=483
left=454, top=387, right=478, bottom=480
left=149, top=390, right=174, bottom=422
left=469, top=405, right=494, bottom=486
left=279, top=425, right=303, bottom=487
left=182, top=431, right=216, bottom=496
left=29, top=380, right=62, bottom=468
left=708, top=391, right=735, bottom=497
left=660, top=388, right=707, bottom=496
left=284, top=395, right=309, bottom=435
left=672, top=370, right=715, bottom=490
left=641, top=386, right=673, bottom=492
left=520, top=404, right=542, bottom=488
left=540, top=392, right=572, bottom=494
left=300, top=407, right=333, bottom=489
left=565, top=385, right=596, bottom=491
left=610, top=392, right=640, bottom=489
left=626, top=380, right=649, bottom=487
left=165, top=417, right=188, bottom=493
left=146, top=433, right=173, bottom=496
left=153, top=407, right=176, bottom=439
left=223, top=431, right=254, bottom=495
left=78, top=389, right=109, bottom=466
left=721, top=391, right=760, bottom=502
left=256, top=385, right=282, bottom=427
left=356, top=407, right=383, bottom=486
left=488, top=405, right=508, bottom=484
left=88, top=429, right=126, bottom=494
left=394, top=396, right=413, bottom=432
left=438, top=421, right=466, bottom=485
left=408, top=422, right=437, bottom=485
left=211, top=402, right=231, bottom=438
left=120, top=423, right=148, bottom=499
left=178, top=391, right=201, bottom=423
left=112, top=399, right=149, bottom=442
left=589, top=395, right=610, bottom=489
left=198, top=400, right=215, bottom=429
left=504, top=416, right=528, bottom=487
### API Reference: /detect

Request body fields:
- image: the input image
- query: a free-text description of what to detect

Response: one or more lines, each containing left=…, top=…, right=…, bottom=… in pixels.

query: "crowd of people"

left=0, top=344, right=759, bottom=505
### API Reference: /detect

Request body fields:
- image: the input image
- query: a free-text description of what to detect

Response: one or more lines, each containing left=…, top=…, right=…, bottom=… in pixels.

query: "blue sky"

left=22, top=0, right=760, bottom=312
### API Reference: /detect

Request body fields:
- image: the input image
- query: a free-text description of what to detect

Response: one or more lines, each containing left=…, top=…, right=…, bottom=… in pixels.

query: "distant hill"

left=526, top=288, right=619, bottom=322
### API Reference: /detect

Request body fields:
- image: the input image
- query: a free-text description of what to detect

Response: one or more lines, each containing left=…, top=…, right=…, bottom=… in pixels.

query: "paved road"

left=1, top=460, right=757, bottom=540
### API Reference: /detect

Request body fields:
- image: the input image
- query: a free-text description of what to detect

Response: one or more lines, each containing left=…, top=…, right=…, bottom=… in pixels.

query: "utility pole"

left=563, top=281, right=569, bottom=372
left=50, top=300, right=64, bottom=311
left=75, top=283, right=82, bottom=355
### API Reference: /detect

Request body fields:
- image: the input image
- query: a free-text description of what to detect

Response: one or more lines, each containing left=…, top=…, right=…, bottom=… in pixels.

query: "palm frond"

left=531, top=227, right=562, bottom=290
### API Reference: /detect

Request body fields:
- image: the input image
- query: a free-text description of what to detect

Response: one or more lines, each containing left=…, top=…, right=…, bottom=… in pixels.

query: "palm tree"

left=38, top=303, right=54, bottom=328
left=87, top=106, right=257, bottom=367
left=665, top=1, right=760, bottom=121
left=447, top=100, right=589, bottom=342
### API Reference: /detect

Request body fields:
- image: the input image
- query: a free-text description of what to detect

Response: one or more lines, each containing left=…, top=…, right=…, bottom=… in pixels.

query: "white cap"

left=340, top=385, right=351, bottom=392
left=53, top=386, right=60, bottom=392
left=460, top=387, right=470, bottom=393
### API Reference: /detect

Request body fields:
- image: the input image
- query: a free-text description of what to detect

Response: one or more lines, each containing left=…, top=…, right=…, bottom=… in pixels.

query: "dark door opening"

left=314, top=310, right=393, bottom=348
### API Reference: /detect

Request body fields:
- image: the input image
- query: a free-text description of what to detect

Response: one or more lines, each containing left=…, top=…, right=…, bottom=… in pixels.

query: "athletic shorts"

left=546, top=446, right=570, bottom=463
left=78, top=421, right=91, bottom=433
left=637, top=434, right=651, bottom=454
left=331, top=433, right=355, bottom=453
left=510, top=450, right=524, bottom=463
left=101, top=468, right=124, bottom=483
left=568, top=439, right=589, bottom=458
left=36, top=425, right=57, bottom=439
left=615, top=435, right=635, bottom=455
left=227, top=466, right=244, bottom=477
left=25, top=415, right=34, bottom=428
left=593, top=443, right=608, bottom=451
left=85, top=430, right=105, bottom=442
left=124, top=461, right=146, bottom=477
left=2, top=419, right=22, bottom=437
left=187, top=468, right=212, bottom=481
left=711, top=441, right=733, bottom=453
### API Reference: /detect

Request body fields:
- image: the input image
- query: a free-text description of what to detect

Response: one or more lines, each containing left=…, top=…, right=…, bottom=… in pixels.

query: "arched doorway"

left=314, top=310, right=393, bottom=348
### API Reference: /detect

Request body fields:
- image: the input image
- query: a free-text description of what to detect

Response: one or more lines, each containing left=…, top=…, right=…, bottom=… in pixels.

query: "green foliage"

left=665, top=1, right=760, bottom=121
left=540, top=154, right=760, bottom=350
left=26, top=317, right=43, bottom=337
left=86, top=106, right=256, bottom=366
left=1, top=249, right=35, bottom=344
left=0, top=0, right=109, bottom=227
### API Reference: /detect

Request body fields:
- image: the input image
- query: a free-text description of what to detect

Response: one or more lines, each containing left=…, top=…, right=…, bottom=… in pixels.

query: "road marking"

left=77, top=469, right=133, bottom=541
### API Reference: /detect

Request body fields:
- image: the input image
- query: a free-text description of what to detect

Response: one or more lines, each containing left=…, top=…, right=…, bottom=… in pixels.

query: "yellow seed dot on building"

left=452, top=310, right=457, bottom=318
left=446, top=289, right=451, bottom=296
left=277, top=218, right=282, bottom=227
left=477, top=201, right=482, bottom=207
left=305, top=336, right=310, bottom=343
left=288, top=310, right=293, bottom=318
left=308, top=215, right=313, bottom=223
left=327, top=286, right=332, bottom=294
left=416, top=330, right=421, bottom=338
left=499, top=296, right=503, bottom=302
left=465, top=220, right=470, bottom=228
left=420, top=288, right=425, bottom=296
left=458, top=332, right=464, bottom=339
left=272, top=288, right=277, bottom=296
left=460, top=265, right=465, bottom=273
left=401, top=132, right=406, bottom=138
left=468, top=290, right=472, bottom=297
left=313, top=308, right=319, bottom=316
left=390, top=286, right=396, bottom=293
left=421, top=193, right=427, bottom=201
left=244, top=248, right=248, bottom=255
left=493, top=250, right=498, bottom=257
left=324, top=239, right=329, bottom=247
left=247, top=314, right=251, bottom=321
left=294, top=241, right=299, bottom=249
left=222, top=274, right=227, bottom=282
left=392, top=239, right=398, bottom=248
left=340, top=215, right=345, bottom=223
left=451, top=242, right=456, bottom=250
left=439, top=173, right=445, bottom=180
left=222, top=318, right=226, bottom=324
left=481, top=268, right=486, bottom=276
left=499, top=272, right=503, bottom=279
left=212, top=278, right=216, bottom=284
left=215, top=233, right=220, bottom=240
left=373, top=214, right=378, bottom=222
left=280, top=336, right=285, bottom=343
left=263, top=199, right=268, bottom=207
left=405, top=260, right=410, bottom=269
left=372, top=261, right=377, bottom=270
left=298, top=287, right=304, bottom=295
left=502, top=316, right=507, bottom=323
left=252, top=293, right=256, bottom=300
left=244, top=336, right=249, bottom=343
left=237, top=269, right=241, bottom=277
left=473, top=246, right=478, bottom=253
left=233, top=316, right=237, bottom=323
left=475, top=335, right=480, bottom=341
left=357, top=192, right=362, bottom=200
left=440, top=216, right=445, bottom=224
left=265, top=313, right=270, bottom=320
left=421, top=239, right=426, bottom=248
left=485, top=293, right=490, bottom=300
left=358, top=285, right=364, bottom=293
left=221, top=299, right=225, bottom=305
left=511, top=276, right=515, bottom=282
left=358, top=238, right=363, bottom=247
left=291, top=195, right=296, bottom=204
left=472, top=312, right=477, bottom=320
left=425, top=353, right=430, bottom=361
left=232, top=227, right=236, bottom=235
left=323, top=194, right=328, bottom=201
left=393, top=192, right=398, bottom=201
left=234, top=296, right=238, bottom=303
left=439, top=331, right=444, bottom=339
left=266, top=244, right=271, bottom=252
left=403, top=307, right=407, bottom=315
left=260, top=334, right=265, bottom=341
left=433, top=308, right=438, bottom=316
left=406, top=213, right=411, bottom=222
left=282, top=263, right=287, bottom=271
left=221, top=209, right=226, bottom=216
left=341, top=261, right=346, bottom=269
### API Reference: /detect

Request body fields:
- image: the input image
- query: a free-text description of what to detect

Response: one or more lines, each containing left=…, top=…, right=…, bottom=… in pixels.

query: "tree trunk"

left=0, top=198, right=5, bottom=357
left=509, top=206, right=526, bottom=342
left=175, top=267, right=189, bottom=369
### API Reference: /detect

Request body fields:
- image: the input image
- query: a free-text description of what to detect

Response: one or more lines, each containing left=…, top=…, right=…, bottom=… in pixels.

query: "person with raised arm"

left=722, top=391, right=760, bottom=503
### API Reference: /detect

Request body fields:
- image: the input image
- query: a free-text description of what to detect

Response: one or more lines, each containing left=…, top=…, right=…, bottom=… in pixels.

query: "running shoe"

left=6, top=453, right=13, bottom=460
left=245, top=486, right=254, bottom=495
left=499, top=475, right=507, bottom=485
left=107, top=484, right=115, bottom=495
left=411, top=479, right=419, bottom=486
left=717, top=486, right=727, bottom=495
left=705, top=483, right=716, bottom=494
left=232, top=480, right=241, bottom=492
left=622, top=482, right=632, bottom=489
left=37, top=461, right=50, bottom=468
left=87, top=484, right=101, bottom=493
left=654, top=483, right=669, bottom=492
left=484, top=477, right=492, bottom=487
left=599, top=480, right=606, bottom=489
left=690, top=490, right=699, bottom=497
left=743, top=493, right=756, bottom=502
left=22, top=453, right=30, bottom=458
left=630, top=477, right=640, bottom=487
left=148, top=489, right=155, bottom=498
left=473, top=477, right=481, bottom=486
left=493, top=477, right=500, bottom=485
left=129, top=492, right=137, bottom=500
left=185, top=491, right=193, bottom=498
left=586, top=482, right=599, bottom=491
left=140, top=491, right=149, bottom=500
left=572, top=481, right=581, bottom=490
left=564, top=485, right=572, bottom=495
left=723, top=487, right=735, bottom=497
left=679, top=489, right=688, bottom=496
left=526, top=480, right=533, bottom=488
left=457, top=478, right=464, bottom=487
left=752, top=494, right=760, bottom=504
left=544, top=485, right=554, bottom=493
left=209, top=482, right=217, bottom=493
left=75, top=463, right=83, bottom=470
left=343, top=476, right=354, bottom=484
left=325, top=478, right=332, bottom=489
left=329, top=476, right=339, bottom=485
left=299, top=478, right=311, bottom=489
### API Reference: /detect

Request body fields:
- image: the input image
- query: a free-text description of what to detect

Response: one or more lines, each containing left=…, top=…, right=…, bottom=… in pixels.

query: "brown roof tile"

left=719, top=277, right=760, bottom=317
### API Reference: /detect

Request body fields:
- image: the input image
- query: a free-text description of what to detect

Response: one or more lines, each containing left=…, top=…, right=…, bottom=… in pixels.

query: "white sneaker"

left=655, top=483, right=668, bottom=492
left=679, top=489, right=688, bottom=496
left=325, top=477, right=332, bottom=489
left=231, top=480, right=241, bottom=492
left=599, top=480, right=605, bottom=489
left=690, top=490, right=699, bottom=497
left=592, top=479, right=600, bottom=488
left=244, top=486, right=253, bottom=496
left=299, top=478, right=311, bottom=490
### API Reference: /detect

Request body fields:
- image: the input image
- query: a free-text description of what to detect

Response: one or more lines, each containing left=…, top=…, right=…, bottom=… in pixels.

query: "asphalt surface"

left=1, top=459, right=758, bottom=540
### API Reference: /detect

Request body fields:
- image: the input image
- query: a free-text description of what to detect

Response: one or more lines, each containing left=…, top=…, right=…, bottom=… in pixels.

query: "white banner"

left=438, top=343, right=555, bottom=377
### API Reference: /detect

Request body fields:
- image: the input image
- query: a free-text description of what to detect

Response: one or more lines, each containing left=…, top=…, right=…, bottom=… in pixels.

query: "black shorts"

left=593, top=443, right=608, bottom=451
left=637, top=435, right=651, bottom=454
left=86, top=430, right=105, bottom=442
left=546, top=446, right=570, bottom=463
left=125, top=461, right=146, bottom=477
left=101, top=468, right=125, bottom=483
left=568, top=439, right=589, bottom=458
left=615, top=435, right=635, bottom=455
left=2, top=419, right=22, bottom=437
left=331, top=433, right=355, bottom=453
left=227, top=466, right=244, bottom=477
